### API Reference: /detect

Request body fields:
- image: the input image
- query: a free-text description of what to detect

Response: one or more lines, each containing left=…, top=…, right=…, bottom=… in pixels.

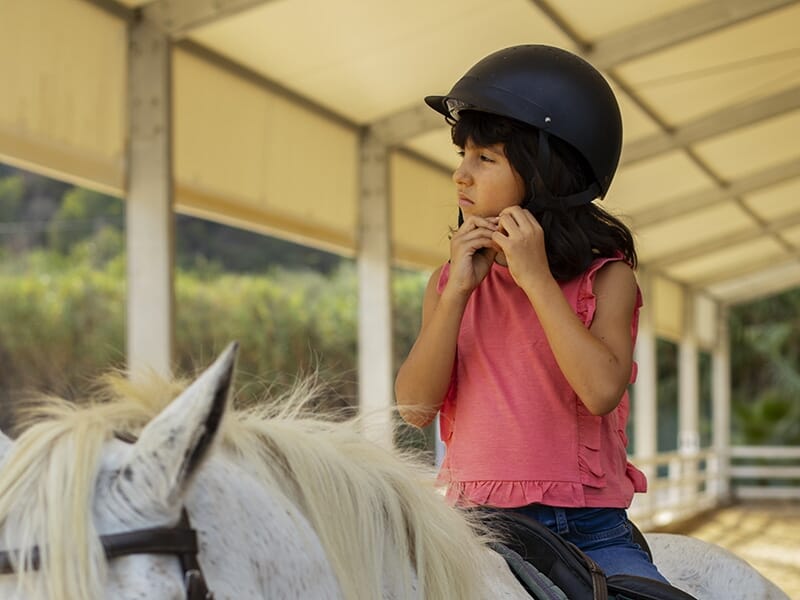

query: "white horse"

left=0, top=344, right=789, bottom=600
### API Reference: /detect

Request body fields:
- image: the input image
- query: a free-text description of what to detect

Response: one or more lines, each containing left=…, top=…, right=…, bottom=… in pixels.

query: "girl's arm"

left=394, top=268, right=467, bottom=427
left=395, top=215, right=498, bottom=427
left=525, top=261, right=638, bottom=415
left=494, top=206, right=638, bottom=416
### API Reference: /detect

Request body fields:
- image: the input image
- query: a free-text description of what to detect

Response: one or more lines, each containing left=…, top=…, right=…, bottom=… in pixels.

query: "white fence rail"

left=729, top=445, right=800, bottom=501
left=629, top=445, right=800, bottom=529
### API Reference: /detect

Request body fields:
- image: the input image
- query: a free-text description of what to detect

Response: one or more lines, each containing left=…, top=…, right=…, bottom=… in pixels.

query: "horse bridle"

left=0, top=510, right=212, bottom=600
left=0, top=432, right=214, bottom=600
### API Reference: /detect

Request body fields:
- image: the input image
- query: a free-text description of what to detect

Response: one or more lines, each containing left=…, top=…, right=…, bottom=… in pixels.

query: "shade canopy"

left=2, top=0, right=799, bottom=308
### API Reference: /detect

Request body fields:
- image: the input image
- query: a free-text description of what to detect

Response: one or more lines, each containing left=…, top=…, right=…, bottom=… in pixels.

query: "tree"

left=729, top=288, right=800, bottom=445
left=46, top=187, right=124, bottom=254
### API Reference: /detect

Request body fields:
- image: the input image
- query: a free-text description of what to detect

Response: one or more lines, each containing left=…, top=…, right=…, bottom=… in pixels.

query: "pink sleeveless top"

left=436, top=255, right=647, bottom=508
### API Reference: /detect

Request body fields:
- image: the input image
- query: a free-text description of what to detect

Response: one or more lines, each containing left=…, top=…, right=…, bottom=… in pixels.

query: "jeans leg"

left=583, top=540, right=669, bottom=583
left=560, top=508, right=671, bottom=584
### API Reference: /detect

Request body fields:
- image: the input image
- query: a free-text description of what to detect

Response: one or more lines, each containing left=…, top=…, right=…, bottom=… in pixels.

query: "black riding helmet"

left=425, top=45, right=622, bottom=206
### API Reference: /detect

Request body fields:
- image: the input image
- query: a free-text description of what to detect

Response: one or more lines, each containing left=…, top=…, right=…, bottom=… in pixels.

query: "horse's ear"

left=0, top=429, right=11, bottom=459
left=120, top=342, right=238, bottom=506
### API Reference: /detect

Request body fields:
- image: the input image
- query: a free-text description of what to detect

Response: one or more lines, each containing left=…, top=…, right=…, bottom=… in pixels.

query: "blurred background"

left=1, top=0, right=799, bottom=594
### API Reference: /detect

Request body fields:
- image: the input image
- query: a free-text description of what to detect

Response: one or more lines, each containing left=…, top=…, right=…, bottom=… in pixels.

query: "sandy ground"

left=657, top=501, right=800, bottom=599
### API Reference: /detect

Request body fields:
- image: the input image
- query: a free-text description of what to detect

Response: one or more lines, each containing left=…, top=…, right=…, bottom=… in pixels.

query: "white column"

left=357, top=131, right=394, bottom=447
left=633, top=269, right=658, bottom=517
left=678, top=290, right=700, bottom=506
left=126, top=18, right=174, bottom=378
left=712, top=305, right=731, bottom=500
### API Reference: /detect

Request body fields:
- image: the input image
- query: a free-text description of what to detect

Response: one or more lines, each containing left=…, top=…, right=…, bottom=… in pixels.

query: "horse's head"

left=0, top=343, right=238, bottom=600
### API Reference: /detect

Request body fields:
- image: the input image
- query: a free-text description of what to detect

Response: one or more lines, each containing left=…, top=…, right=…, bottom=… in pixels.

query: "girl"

left=395, top=44, right=668, bottom=583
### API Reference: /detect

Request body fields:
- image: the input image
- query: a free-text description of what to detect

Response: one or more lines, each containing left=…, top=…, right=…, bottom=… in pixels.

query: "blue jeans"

left=504, top=505, right=670, bottom=584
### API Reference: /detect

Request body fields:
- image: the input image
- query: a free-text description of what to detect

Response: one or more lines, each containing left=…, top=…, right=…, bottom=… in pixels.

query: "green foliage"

left=0, top=251, right=429, bottom=424
left=0, top=175, right=24, bottom=221
left=175, top=214, right=344, bottom=274
left=729, top=289, right=800, bottom=446
left=656, top=338, right=679, bottom=453
left=46, top=188, right=123, bottom=254
left=173, top=265, right=361, bottom=409
left=0, top=255, right=126, bottom=399
left=0, top=175, right=25, bottom=256
left=0, top=168, right=69, bottom=253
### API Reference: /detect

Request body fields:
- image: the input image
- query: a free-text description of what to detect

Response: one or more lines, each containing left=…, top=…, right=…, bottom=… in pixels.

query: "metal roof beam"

left=705, top=261, right=800, bottom=305
left=622, top=85, right=800, bottom=166
left=646, top=210, right=800, bottom=268
left=690, top=252, right=800, bottom=289
left=588, top=0, right=799, bottom=69
left=368, top=104, right=445, bottom=147
left=628, top=158, right=800, bottom=228
left=144, top=0, right=275, bottom=38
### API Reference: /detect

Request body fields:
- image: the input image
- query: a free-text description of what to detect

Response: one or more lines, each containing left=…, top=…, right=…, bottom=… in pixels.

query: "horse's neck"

left=187, top=453, right=342, bottom=600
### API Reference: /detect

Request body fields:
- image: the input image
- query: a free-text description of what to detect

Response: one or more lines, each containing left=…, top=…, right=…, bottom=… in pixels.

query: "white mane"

left=0, top=374, right=496, bottom=600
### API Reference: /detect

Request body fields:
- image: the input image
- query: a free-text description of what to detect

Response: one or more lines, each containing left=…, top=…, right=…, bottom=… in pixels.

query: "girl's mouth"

left=458, top=195, right=474, bottom=207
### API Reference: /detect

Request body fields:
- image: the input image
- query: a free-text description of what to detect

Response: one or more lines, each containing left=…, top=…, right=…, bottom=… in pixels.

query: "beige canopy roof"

left=2, top=0, right=799, bottom=309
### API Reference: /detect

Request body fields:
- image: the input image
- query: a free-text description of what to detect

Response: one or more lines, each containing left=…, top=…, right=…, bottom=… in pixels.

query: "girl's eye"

left=456, top=149, right=465, bottom=157
left=480, top=154, right=494, bottom=163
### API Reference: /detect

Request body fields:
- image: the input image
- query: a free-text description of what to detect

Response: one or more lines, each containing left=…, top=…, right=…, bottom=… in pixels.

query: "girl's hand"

left=493, top=206, right=551, bottom=290
left=445, top=216, right=499, bottom=297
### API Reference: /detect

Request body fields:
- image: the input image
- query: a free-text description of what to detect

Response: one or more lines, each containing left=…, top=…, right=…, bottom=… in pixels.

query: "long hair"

left=452, top=110, right=637, bottom=281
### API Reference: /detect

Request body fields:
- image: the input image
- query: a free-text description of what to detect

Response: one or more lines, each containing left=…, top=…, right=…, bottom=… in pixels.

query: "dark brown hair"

left=452, top=110, right=637, bottom=281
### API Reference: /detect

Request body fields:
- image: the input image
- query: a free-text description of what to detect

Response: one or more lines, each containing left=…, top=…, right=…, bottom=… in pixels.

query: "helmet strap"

left=528, top=130, right=601, bottom=211
left=527, top=131, right=557, bottom=212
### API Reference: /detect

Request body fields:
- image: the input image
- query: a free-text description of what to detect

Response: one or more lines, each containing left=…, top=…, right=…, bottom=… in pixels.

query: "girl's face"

left=452, top=138, right=525, bottom=218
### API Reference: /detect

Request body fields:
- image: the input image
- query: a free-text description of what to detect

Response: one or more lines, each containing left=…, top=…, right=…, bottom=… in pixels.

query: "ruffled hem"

left=441, top=479, right=588, bottom=508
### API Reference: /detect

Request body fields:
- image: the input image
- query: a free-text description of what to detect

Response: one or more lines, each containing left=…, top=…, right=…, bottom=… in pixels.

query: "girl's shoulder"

left=571, top=254, right=640, bottom=325
left=592, top=259, right=637, bottom=296
left=582, top=254, right=637, bottom=290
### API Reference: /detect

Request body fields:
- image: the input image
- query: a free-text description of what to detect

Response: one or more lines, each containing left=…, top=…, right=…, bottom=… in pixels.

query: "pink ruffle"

left=577, top=412, right=606, bottom=489
left=443, top=479, right=588, bottom=508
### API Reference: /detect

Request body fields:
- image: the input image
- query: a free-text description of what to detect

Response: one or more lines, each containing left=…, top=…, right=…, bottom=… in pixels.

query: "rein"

left=0, top=432, right=213, bottom=600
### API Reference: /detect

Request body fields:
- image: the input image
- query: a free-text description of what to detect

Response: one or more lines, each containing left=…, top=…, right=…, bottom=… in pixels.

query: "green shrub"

left=0, top=254, right=428, bottom=425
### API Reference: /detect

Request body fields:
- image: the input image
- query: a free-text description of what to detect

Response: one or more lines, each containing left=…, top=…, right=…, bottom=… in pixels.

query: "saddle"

left=487, top=512, right=698, bottom=600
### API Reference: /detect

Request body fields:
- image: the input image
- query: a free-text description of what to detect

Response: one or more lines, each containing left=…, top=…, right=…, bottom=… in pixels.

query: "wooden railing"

left=629, top=449, right=722, bottom=529
left=628, top=445, right=800, bottom=529
left=729, top=445, right=800, bottom=500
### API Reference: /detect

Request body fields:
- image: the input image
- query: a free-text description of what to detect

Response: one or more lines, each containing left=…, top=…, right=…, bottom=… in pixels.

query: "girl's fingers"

left=460, top=216, right=499, bottom=232
left=497, top=213, right=521, bottom=235
left=498, top=206, right=541, bottom=236
left=491, top=231, right=508, bottom=250
left=453, top=226, right=498, bottom=246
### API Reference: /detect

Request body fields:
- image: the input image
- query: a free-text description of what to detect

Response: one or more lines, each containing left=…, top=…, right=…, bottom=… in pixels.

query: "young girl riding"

left=395, top=44, right=669, bottom=584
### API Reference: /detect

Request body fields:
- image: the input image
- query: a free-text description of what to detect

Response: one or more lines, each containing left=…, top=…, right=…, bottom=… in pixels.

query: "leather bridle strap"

left=102, top=510, right=198, bottom=561
left=0, top=510, right=212, bottom=600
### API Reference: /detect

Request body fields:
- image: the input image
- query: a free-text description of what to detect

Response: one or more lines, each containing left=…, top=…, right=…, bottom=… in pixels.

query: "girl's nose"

left=453, top=161, right=470, bottom=185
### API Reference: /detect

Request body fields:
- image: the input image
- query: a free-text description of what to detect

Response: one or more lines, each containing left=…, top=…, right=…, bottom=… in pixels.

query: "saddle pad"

left=489, top=542, right=568, bottom=600
left=486, top=511, right=698, bottom=600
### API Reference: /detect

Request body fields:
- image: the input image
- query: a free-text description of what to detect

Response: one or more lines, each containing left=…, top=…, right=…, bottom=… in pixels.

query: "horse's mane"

left=0, top=372, right=496, bottom=600
left=0, top=374, right=187, bottom=599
